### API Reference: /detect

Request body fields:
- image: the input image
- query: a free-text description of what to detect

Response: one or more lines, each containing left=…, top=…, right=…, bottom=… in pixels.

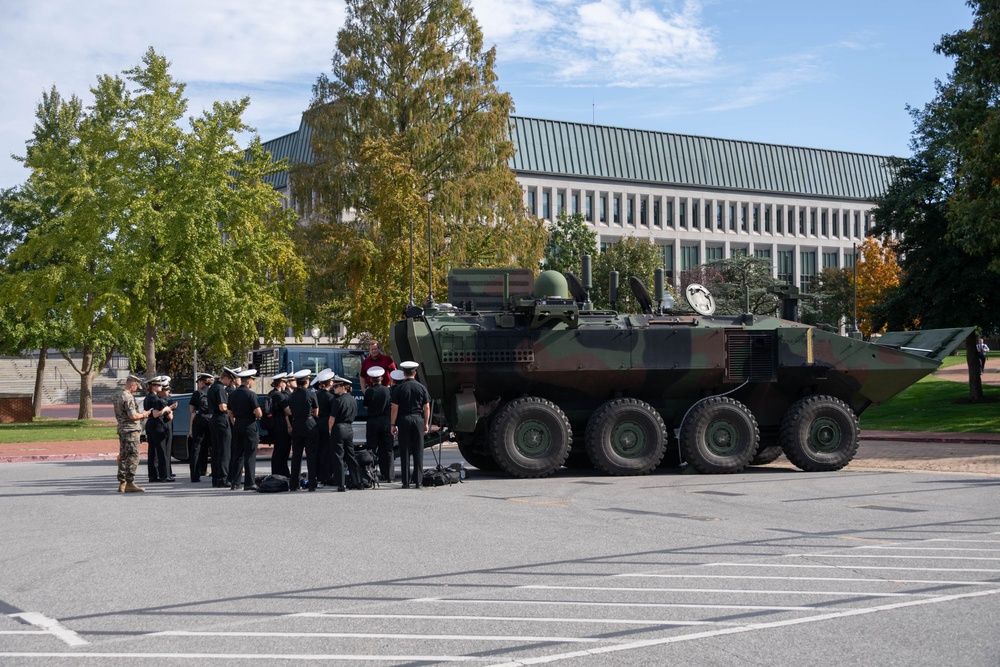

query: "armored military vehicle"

left=392, top=266, right=969, bottom=478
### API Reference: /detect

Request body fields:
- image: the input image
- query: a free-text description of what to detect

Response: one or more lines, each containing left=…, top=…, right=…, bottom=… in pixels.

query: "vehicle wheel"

left=780, top=395, right=859, bottom=472
left=489, top=397, right=572, bottom=478
left=585, top=398, right=666, bottom=476
left=455, top=430, right=500, bottom=471
left=679, top=397, right=759, bottom=474
left=749, top=444, right=784, bottom=465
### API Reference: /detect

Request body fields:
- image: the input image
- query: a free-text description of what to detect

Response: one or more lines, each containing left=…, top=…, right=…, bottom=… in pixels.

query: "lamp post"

left=852, top=242, right=860, bottom=335
left=311, top=325, right=320, bottom=347
left=426, top=191, right=434, bottom=307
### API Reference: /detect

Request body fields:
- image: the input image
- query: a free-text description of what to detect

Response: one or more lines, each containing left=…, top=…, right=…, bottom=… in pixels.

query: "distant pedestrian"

left=976, top=338, right=990, bottom=374
left=112, top=374, right=150, bottom=493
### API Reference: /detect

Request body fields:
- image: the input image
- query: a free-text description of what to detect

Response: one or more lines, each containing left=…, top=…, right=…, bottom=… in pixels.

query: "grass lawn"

left=0, top=419, right=117, bottom=443
left=860, top=370, right=1000, bottom=433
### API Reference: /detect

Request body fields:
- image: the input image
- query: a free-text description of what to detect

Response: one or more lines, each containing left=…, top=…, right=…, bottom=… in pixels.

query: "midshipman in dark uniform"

left=332, top=375, right=360, bottom=490
left=390, top=361, right=431, bottom=489
left=208, top=367, right=236, bottom=488
left=228, top=369, right=262, bottom=490
left=188, top=372, right=214, bottom=482
left=364, top=366, right=394, bottom=483
left=268, top=372, right=292, bottom=477
left=286, top=369, right=319, bottom=491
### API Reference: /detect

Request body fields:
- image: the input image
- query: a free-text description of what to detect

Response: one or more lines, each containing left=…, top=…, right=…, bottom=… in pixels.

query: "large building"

left=263, top=115, right=895, bottom=294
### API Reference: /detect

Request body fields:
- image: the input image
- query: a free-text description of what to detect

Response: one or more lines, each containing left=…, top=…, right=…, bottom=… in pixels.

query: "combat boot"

left=118, top=481, right=127, bottom=493
left=124, top=481, right=145, bottom=493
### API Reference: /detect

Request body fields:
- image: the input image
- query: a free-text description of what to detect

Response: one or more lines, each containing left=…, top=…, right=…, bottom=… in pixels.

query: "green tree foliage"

left=292, top=0, right=547, bottom=346
left=912, top=2, right=1000, bottom=263
left=804, top=267, right=855, bottom=330
left=873, top=156, right=1000, bottom=400
left=543, top=212, right=598, bottom=276
left=3, top=50, right=306, bottom=418
left=591, top=236, right=666, bottom=313
left=681, top=255, right=780, bottom=316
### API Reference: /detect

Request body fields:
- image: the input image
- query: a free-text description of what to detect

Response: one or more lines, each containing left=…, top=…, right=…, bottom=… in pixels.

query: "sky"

left=0, top=0, right=976, bottom=190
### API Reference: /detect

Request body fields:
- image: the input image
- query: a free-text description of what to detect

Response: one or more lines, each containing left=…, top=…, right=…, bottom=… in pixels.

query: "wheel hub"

left=808, top=417, right=843, bottom=453
left=513, top=419, right=551, bottom=457
left=610, top=422, right=645, bottom=457
left=706, top=420, right=740, bottom=455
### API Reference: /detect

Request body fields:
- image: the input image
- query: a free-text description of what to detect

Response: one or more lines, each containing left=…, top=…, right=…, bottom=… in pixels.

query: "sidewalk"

left=1, top=432, right=997, bottom=475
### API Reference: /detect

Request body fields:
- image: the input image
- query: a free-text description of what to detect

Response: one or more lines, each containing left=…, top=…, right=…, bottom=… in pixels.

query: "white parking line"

left=149, top=630, right=604, bottom=643
left=617, top=574, right=995, bottom=586
left=704, top=562, right=1000, bottom=573
left=783, top=554, right=1000, bottom=561
left=0, top=652, right=485, bottom=661
left=851, top=546, right=1000, bottom=551
left=485, top=588, right=1000, bottom=667
left=518, top=584, right=926, bottom=598
left=6, top=612, right=88, bottom=647
left=291, top=612, right=721, bottom=626
left=411, top=597, right=815, bottom=611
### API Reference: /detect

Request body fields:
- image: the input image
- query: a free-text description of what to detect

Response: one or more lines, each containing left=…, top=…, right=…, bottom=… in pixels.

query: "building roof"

left=262, top=115, right=895, bottom=201
left=509, top=117, right=895, bottom=201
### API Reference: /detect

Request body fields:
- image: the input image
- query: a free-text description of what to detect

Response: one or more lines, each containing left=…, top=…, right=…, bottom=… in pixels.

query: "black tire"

left=679, top=397, right=759, bottom=474
left=749, top=444, right=784, bottom=466
left=489, top=397, right=571, bottom=478
left=780, top=395, right=860, bottom=472
left=584, top=398, right=666, bottom=476
left=455, top=430, right=500, bottom=471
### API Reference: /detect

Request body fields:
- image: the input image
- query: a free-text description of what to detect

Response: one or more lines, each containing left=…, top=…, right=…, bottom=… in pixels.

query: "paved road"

left=0, top=454, right=997, bottom=665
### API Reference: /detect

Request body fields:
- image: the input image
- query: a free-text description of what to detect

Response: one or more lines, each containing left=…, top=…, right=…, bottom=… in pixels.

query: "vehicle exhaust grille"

left=441, top=349, right=534, bottom=364
left=726, top=331, right=776, bottom=382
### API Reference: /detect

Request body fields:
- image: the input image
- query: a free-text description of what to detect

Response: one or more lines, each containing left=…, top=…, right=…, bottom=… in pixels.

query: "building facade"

left=264, top=115, right=895, bottom=295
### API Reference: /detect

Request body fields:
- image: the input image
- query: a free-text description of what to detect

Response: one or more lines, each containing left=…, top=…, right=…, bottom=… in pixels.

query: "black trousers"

left=397, top=413, right=424, bottom=487
left=335, top=422, right=362, bottom=488
left=366, top=415, right=394, bottom=482
left=189, top=416, right=212, bottom=480
left=270, top=420, right=291, bottom=477
left=229, top=421, right=258, bottom=487
left=318, top=424, right=333, bottom=485
left=146, top=428, right=172, bottom=481
left=209, top=415, right=231, bottom=484
left=291, top=428, right=319, bottom=489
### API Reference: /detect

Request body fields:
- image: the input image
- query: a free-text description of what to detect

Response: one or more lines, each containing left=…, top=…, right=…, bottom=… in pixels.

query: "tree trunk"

left=32, top=347, right=47, bottom=418
left=76, top=346, right=95, bottom=421
left=967, top=333, right=984, bottom=402
left=145, top=323, right=157, bottom=380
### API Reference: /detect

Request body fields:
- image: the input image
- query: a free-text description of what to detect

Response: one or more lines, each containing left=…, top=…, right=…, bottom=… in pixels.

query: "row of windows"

left=525, top=188, right=874, bottom=240
left=594, top=240, right=857, bottom=295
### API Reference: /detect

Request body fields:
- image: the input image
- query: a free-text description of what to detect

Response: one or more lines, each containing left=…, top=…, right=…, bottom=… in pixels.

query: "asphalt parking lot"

left=0, top=450, right=997, bottom=666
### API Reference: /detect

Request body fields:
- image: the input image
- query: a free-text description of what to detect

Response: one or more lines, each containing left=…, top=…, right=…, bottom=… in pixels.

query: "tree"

left=854, top=237, right=900, bottom=337
left=4, top=51, right=306, bottom=418
left=591, top=235, right=666, bottom=313
left=292, top=0, right=547, bottom=346
left=682, top=255, right=780, bottom=316
left=913, top=2, right=1000, bottom=264
left=873, top=156, right=1000, bottom=401
left=543, top=212, right=598, bottom=276
left=806, top=267, right=855, bottom=330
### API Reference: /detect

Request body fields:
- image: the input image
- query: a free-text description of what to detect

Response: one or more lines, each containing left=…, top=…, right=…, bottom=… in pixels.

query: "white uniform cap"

left=271, top=372, right=287, bottom=382
left=314, top=368, right=335, bottom=384
left=237, top=368, right=257, bottom=378
left=292, top=369, right=312, bottom=380
left=366, top=366, right=385, bottom=378
left=333, top=375, right=353, bottom=386
left=222, top=366, right=236, bottom=377
left=389, top=369, right=406, bottom=382
left=197, top=372, right=214, bottom=380
left=399, top=361, right=419, bottom=370
left=148, top=375, right=166, bottom=386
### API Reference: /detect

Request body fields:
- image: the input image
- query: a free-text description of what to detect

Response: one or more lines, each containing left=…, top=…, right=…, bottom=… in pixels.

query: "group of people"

left=110, top=340, right=433, bottom=493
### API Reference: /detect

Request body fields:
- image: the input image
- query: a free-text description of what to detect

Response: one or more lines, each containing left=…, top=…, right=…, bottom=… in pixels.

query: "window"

left=822, top=252, right=838, bottom=269
left=654, top=199, right=662, bottom=227
left=753, top=205, right=759, bottom=232
left=844, top=251, right=857, bottom=269
left=679, top=201, right=686, bottom=229
left=831, top=211, right=838, bottom=238
left=729, top=205, right=736, bottom=231
left=527, top=191, right=536, bottom=216
left=716, top=203, right=723, bottom=230
left=864, top=213, right=872, bottom=234
left=600, top=196, right=607, bottom=223
left=810, top=209, right=817, bottom=236
left=639, top=199, right=647, bottom=226
left=692, top=200, right=700, bottom=229
left=557, top=193, right=565, bottom=216
left=754, top=248, right=771, bottom=259
left=667, top=200, right=674, bottom=227
left=613, top=197, right=620, bottom=224
left=542, top=192, right=550, bottom=219
left=776, top=208, right=783, bottom=234
left=627, top=198, right=635, bottom=225
left=799, top=209, right=806, bottom=235
left=681, top=245, right=700, bottom=270
left=571, top=194, right=579, bottom=215
left=661, top=243, right=674, bottom=280
left=741, top=205, right=747, bottom=232
left=854, top=212, right=860, bottom=238
left=821, top=211, right=828, bottom=237
left=705, top=246, right=724, bottom=261
left=586, top=195, right=593, bottom=222
left=800, top=251, right=817, bottom=293
left=764, top=206, right=771, bottom=233
left=731, top=247, right=747, bottom=258
left=777, top=250, right=794, bottom=284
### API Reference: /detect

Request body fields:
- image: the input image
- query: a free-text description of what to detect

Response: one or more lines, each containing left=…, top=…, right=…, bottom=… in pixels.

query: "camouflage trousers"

left=117, top=431, right=140, bottom=483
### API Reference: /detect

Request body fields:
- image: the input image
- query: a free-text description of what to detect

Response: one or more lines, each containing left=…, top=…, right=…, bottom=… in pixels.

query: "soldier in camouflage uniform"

left=113, top=374, right=151, bottom=493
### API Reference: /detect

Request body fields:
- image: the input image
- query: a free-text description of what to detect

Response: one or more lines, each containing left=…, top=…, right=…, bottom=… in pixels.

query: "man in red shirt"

left=360, top=340, right=397, bottom=391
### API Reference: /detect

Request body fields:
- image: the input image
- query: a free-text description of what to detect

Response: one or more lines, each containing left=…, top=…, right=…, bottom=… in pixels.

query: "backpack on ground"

left=257, top=474, right=289, bottom=493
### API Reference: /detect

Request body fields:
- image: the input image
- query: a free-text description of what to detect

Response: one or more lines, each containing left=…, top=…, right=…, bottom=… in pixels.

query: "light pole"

left=426, top=191, right=434, bottom=307
left=311, top=325, right=320, bottom=347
